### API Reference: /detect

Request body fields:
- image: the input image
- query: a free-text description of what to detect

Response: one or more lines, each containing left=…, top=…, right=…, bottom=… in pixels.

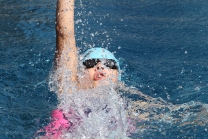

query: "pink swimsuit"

left=36, top=109, right=135, bottom=138
left=36, top=109, right=71, bottom=139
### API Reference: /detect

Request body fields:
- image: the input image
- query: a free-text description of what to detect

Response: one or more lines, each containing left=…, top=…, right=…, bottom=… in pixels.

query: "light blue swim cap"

left=82, top=47, right=121, bottom=80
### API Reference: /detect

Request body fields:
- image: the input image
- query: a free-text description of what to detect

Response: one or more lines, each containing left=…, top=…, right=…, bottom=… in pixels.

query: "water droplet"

left=90, top=33, right=94, bottom=37
left=45, top=59, right=50, bottom=63
left=194, top=86, right=200, bottom=91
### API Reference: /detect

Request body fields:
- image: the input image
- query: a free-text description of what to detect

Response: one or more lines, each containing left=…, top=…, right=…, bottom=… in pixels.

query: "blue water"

left=1, top=0, right=208, bottom=138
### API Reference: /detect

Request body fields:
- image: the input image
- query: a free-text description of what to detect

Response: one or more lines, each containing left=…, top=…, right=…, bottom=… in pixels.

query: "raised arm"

left=55, top=0, right=78, bottom=86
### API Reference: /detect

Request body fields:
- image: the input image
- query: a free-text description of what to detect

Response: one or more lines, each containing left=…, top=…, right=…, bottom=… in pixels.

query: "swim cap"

left=82, top=47, right=121, bottom=80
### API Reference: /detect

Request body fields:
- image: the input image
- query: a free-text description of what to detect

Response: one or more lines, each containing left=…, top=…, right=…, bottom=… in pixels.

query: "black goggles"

left=83, top=59, right=118, bottom=70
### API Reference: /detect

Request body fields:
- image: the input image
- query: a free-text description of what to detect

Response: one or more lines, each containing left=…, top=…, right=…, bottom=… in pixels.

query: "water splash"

left=47, top=52, right=131, bottom=138
left=57, top=86, right=130, bottom=139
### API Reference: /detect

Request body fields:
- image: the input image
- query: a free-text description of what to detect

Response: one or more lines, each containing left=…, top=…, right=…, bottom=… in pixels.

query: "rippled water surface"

left=1, top=0, right=208, bottom=138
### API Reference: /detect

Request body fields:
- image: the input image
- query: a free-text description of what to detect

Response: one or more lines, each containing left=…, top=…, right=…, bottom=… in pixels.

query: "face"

left=83, top=62, right=118, bottom=88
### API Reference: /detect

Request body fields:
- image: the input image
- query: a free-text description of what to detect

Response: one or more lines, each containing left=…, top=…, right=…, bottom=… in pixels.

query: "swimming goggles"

left=83, top=59, right=118, bottom=70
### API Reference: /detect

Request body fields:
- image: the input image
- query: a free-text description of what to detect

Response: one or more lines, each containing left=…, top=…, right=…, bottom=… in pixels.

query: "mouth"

left=93, top=72, right=106, bottom=81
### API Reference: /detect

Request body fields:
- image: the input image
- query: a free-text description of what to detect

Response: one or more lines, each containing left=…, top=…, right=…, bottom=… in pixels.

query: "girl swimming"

left=35, top=0, right=134, bottom=138
left=54, top=0, right=120, bottom=92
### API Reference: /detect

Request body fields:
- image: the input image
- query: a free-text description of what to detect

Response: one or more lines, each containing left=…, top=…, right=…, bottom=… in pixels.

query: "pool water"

left=1, top=0, right=208, bottom=138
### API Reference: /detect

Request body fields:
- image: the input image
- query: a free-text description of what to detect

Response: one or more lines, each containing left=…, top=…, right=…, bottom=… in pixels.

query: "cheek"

left=84, top=69, right=94, bottom=80
left=108, top=70, right=118, bottom=81
left=114, top=71, right=119, bottom=81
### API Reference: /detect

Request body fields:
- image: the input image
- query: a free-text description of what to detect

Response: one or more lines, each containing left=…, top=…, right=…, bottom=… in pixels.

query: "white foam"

left=58, top=85, right=129, bottom=139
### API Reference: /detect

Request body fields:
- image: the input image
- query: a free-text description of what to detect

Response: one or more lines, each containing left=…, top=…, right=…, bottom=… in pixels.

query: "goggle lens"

left=83, top=59, right=118, bottom=70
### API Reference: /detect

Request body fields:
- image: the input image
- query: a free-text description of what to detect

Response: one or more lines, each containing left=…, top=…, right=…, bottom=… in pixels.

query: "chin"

left=93, top=79, right=116, bottom=88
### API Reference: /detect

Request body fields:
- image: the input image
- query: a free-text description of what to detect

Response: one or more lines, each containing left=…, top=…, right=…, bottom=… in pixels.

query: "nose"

left=96, top=66, right=104, bottom=70
left=95, top=62, right=105, bottom=71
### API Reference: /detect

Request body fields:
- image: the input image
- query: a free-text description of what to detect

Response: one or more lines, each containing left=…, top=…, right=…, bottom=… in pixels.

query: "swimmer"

left=54, top=0, right=120, bottom=92
left=35, top=0, right=134, bottom=138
